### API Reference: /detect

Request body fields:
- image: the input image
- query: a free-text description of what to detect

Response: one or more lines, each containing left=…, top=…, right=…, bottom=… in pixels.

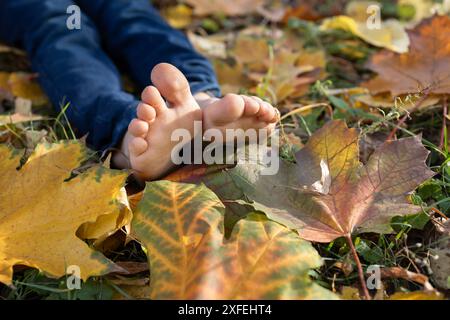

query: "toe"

left=141, top=86, right=167, bottom=113
left=129, top=137, right=148, bottom=157
left=128, top=118, right=149, bottom=137
left=221, top=94, right=246, bottom=121
left=137, top=103, right=157, bottom=122
left=269, top=108, right=280, bottom=123
left=261, top=103, right=278, bottom=123
left=151, top=63, right=195, bottom=107
left=241, top=95, right=260, bottom=116
left=257, top=102, right=277, bottom=122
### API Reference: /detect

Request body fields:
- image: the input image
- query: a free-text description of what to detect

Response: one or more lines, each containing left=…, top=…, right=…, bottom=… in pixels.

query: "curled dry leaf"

left=0, top=141, right=129, bottom=284
left=226, top=120, right=435, bottom=242
left=131, top=181, right=336, bottom=299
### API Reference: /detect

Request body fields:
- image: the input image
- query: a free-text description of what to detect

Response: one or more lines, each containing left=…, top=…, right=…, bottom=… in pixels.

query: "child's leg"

left=0, top=0, right=138, bottom=152
left=73, top=0, right=279, bottom=143
left=74, top=0, right=221, bottom=97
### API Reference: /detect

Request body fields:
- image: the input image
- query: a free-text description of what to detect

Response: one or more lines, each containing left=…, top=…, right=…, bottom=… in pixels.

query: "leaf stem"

left=345, top=234, right=371, bottom=300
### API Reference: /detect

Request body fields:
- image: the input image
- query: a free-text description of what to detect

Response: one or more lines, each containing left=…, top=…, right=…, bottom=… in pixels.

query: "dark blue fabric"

left=0, top=0, right=220, bottom=151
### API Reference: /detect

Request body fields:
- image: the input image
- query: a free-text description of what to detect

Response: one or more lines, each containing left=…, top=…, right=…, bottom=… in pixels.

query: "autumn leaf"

left=363, top=15, right=450, bottom=96
left=213, top=60, right=253, bottom=95
left=0, top=141, right=128, bottom=285
left=224, top=120, right=435, bottom=243
left=355, top=93, right=440, bottom=110
left=184, top=0, right=265, bottom=16
left=164, top=163, right=252, bottom=235
left=388, top=291, right=444, bottom=300
left=223, top=213, right=337, bottom=299
left=0, top=72, right=48, bottom=107
left=321, top=1, right=409, bottom=53
left=188, top=32, right=227, bottom=59
left=161, top=4, right=193, bottom=29
left=132, top=181, right=336, bottom=299
left=77, top=186, right=132, bottom=247
left=132, top=181, right=227, bottom=299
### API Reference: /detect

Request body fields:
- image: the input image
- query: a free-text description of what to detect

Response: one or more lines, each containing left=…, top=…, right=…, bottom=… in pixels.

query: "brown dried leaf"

left=227, top=120, right=435, bottom=242
left=363, top=15, right=450, bottom=96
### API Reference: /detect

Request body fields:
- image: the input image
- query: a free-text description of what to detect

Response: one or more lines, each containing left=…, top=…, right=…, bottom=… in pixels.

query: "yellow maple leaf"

left=0, top=141, right=129, bottom=285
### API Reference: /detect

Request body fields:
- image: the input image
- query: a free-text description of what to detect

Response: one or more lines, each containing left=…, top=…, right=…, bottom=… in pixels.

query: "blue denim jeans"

left=0, top=0, right=220, bottom=151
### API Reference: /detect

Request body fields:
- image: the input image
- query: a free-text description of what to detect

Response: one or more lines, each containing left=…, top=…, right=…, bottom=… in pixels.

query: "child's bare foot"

left=113, top=63, right=201, bottom=180
left=200, top=94, right=279, bottom=140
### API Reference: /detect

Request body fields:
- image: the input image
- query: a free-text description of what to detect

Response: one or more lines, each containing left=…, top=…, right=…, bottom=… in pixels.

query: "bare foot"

left=113, top=63, right=201, bottom=180
left=200, top=94, right=279, bottom=140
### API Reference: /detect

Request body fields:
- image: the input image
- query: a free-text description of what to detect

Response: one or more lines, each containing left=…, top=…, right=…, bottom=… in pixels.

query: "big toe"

left=151, top=63, right=194, bottom=106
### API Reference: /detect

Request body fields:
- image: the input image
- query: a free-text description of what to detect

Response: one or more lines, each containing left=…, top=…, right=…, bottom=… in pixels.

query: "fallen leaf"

left=233, top=34, right=270, bottom=71
left=162, top=4, right=193, bottom=29
left=225, top=120, right=435, bottom=242
left=222, top=213, right=337, bottom=299
left=388, top=291, right=444, bottom=300
left=187, top=32, right=227, bottom=59
left=213, top=60, right=252, bottom=94
left=0, top=141, right=128, bottom=284
left=321, top=15, right=410, bottom=53
left=282, top=4, right=322, bottom=22
left=7, top=72, right=48, bottom=106
left=185, top=0, right=265, bottom=16
left=356, top=93, right=440, bottom=110
left=340, top=286, right=361, bottom=300
left=77, top=186, right=132, bottom=246
left=164, top=164, right=252, bottom=235
left=114, top=284, right=152, bottom=300
left=363, top=15, right=450, bottom=96
left=132, top=181, right=336, bottom=299
left=132, top=181, right=227, bottom=299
